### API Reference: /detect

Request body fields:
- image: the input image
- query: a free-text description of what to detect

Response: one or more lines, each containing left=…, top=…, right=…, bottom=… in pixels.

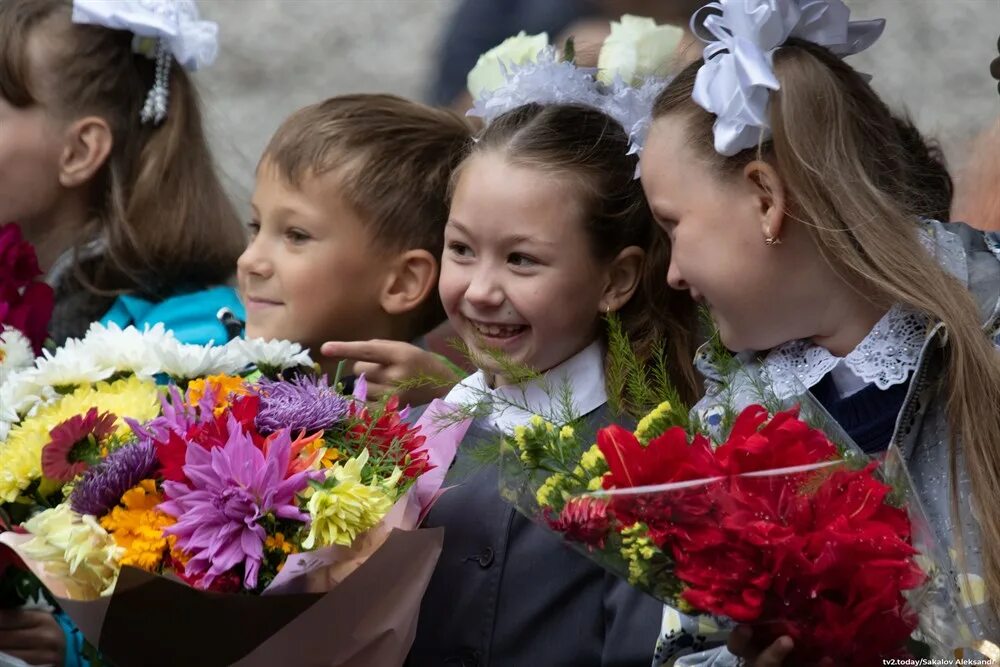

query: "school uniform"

left=408, top=342, right=663, bottom=666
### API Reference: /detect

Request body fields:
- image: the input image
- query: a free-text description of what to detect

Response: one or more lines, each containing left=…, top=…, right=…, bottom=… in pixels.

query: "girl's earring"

left=764, top=235, right=782, bottom=246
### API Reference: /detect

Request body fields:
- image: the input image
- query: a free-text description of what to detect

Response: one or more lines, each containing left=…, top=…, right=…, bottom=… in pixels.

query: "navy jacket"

left=408, top=407, right=663, bottom=667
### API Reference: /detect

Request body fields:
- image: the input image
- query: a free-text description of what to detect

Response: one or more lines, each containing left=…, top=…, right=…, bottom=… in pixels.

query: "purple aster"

left=70, top=440, right=158, bottom=517
left=159, top=415, right=319, bottom=590
left=254, top=374, right=349, bottom=434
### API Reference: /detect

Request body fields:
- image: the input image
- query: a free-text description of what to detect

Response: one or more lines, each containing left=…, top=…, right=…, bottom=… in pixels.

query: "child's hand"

left=0, top=610, right=66, bottom=666
left=727, top=626, right=795, bottom=667
left=320, top=340, right=460, bottom=407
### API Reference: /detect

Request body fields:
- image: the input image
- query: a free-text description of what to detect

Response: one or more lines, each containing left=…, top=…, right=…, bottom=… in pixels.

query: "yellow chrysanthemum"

left=303, top=450, right=395, bottom=549
left=21, top=504, right=123, bottom=600
left=0, top=376, right=160, bottom=503
left=186, top=374, right=248, bottom=414
left=100, top=480, right=174, bottom=572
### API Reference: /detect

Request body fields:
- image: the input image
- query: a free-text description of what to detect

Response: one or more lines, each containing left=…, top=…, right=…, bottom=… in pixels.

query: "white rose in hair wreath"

left=597, top=15, right=683, bottom=86
left=467, top=31, right=550, bottom=98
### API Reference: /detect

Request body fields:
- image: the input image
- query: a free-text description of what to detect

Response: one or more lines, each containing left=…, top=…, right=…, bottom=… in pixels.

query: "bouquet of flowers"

left=498, top=336, right=966, bottom=663
left=0, top=324, right=468, bottom=666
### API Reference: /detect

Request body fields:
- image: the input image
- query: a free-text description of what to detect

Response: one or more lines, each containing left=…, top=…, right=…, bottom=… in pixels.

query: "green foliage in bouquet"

left=605, top=314, right=691, bottom=424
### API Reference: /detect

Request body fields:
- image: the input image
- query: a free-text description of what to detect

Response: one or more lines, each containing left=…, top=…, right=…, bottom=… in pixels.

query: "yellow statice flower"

left=620, top=522, right=657, bottom=586
left=513, top=425, right=528, bottom=448
left=535, top=472, right=566, bottom=507
left=634, top=400, right=673, bottom=444
left=580, top=444, right=606, bottom=474
left=21, top=504, right=123, bottom=599
left=0, top=376, right=160, bottom=502
left=99, top=480, right=174, bottom=572
left=559, top=425, right=575, bottom=440
left=186, top=374, right=248, bottom=414
left=302, top=450, right=398, bottom=549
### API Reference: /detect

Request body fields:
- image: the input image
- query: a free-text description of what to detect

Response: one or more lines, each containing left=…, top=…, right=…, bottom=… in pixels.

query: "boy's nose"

left=237, top=239, right=273, bottom=279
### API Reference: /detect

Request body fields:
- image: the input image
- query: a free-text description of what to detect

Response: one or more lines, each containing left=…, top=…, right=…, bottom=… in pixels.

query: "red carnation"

left=545, top=497, right=611, bottom=549
left=347, top=397, right=431, bottom=478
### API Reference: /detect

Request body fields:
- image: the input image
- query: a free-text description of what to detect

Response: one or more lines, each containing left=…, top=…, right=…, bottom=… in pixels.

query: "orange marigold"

left=99, top=480, right=174, bottom=572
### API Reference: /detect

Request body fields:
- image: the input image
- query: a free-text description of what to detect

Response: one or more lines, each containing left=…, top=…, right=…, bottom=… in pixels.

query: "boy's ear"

left=380, top=249, right=439, bottom=316
left=59, top=116, right=113, bottom=188
left=601, top=246, right=644, bottom=313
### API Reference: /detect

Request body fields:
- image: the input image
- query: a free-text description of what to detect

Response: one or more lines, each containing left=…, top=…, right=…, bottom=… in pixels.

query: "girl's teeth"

left=474, top=323, right=524, bottom=338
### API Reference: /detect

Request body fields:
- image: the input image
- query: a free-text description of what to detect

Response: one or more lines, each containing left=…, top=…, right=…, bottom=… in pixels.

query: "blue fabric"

left=810, top=372, right=911, bottom=454
left=55, top=611, right=87, bottom=667
left=99, top=285, right=245, bottom=345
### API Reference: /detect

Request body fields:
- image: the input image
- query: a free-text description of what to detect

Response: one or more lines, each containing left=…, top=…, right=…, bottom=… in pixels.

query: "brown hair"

left=654, top=40, right=1000, bottom=619
left=0, top=0, right=245, bottom=298
left=462, top=103, right=701, bottom=405
left=263, top=94, right=473, bottom=338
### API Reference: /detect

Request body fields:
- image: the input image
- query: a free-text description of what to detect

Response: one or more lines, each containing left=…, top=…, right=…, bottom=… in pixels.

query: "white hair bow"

left=72, top=0, right=218, bottom=124
left=691, top=0, right=885, bottom=156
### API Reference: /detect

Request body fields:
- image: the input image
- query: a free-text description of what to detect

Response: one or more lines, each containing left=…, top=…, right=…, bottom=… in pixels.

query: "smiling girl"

left=407, top=102, right=700, bottom=666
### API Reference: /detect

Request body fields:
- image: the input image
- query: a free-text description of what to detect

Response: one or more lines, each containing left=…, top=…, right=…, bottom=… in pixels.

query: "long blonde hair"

left=654, top=40, right=1000, bottom=619
left=0, top=0, right=244, bottom=298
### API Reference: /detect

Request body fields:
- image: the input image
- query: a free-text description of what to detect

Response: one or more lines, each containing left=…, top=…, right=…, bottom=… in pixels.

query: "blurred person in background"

left=428, top=0, right=706, bottom=112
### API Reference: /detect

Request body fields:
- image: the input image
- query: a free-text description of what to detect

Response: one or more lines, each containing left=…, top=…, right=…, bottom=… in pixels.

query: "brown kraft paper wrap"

left=4, top=527, right=443, bottom=667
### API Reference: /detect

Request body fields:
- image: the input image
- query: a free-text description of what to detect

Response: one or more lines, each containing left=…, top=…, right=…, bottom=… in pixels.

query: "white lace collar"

left=444, top=341, right=607, bottom=434
left=705, top=222, right=966, bottom=402
left=760, top=304, right=928, bottom=400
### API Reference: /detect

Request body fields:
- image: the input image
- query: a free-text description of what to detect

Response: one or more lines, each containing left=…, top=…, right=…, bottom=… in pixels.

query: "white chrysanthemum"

left=157, top=338, right=247, bottom=379
left=232, top=337, right=313, bottom=370
left=78, top=322, right=172, bottom=378
left=32, top=336, right=112, bottom=387
left=0, top=367, right=58, bottom=425
left=21, top=504, right=122, bottom=599
left=0, top=328, right=35, bottom=388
